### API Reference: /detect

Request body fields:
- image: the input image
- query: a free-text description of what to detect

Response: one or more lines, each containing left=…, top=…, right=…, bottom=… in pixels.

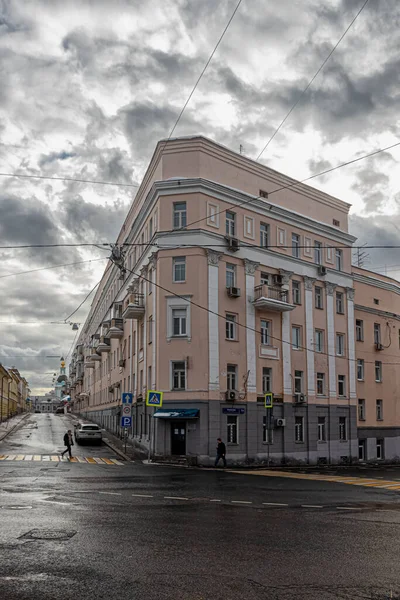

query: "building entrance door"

left=358, top=439, right=366, bottom=461
left=171, top=422, right=186, bottom=455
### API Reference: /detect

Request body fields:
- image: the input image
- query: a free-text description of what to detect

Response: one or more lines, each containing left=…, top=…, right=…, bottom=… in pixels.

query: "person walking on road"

left=215, top=438, right=227, bottom=468
left=61, top=429, right=74, bottom=460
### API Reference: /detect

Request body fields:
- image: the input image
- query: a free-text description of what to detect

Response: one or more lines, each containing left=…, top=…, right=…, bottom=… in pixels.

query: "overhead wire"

left=0, top=171, right=140, bottom=187
left=0, top=257, right=106, bottom=279
left=256, top=0, right=371, bottom=160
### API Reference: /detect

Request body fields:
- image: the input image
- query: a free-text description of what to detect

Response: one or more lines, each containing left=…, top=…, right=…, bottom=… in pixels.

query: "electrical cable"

left=0, top=257, right=106, bottom=279
left=256, top=0, right=370, bottom=160
left=0, top=171, right=139, bottom=187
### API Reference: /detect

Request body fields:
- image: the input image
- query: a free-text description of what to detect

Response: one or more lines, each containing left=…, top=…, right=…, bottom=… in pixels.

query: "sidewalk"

left=0, top=412, right=30, bottom=442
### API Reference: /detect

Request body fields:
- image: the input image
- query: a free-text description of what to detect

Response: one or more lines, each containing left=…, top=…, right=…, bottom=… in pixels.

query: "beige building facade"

left=69, top=136, right=400, bottom=465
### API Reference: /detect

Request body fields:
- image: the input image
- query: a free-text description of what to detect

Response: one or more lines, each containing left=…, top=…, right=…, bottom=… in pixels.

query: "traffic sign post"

left=120, top=416, right=132, bottom=428
left=122, top=392, right=133, bottom=404
left=264, top=393, right=273, bottom=467
left=146, top=390, right=163, bottom=407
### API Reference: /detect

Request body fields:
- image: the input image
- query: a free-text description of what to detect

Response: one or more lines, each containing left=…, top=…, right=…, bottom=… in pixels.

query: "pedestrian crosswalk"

left=0, top=454, right=124, bottom=465
left=228, top=469, right=400, bottom=491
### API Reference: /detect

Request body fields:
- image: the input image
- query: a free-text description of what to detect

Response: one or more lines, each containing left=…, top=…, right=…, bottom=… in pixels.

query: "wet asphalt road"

left=1, top=414, right=400, bottom=599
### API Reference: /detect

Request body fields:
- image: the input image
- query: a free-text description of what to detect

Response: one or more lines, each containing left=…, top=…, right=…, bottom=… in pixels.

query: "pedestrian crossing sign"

left=264, top=393, right=273, bottom=408
left=146, top=390, right=163, bottom=407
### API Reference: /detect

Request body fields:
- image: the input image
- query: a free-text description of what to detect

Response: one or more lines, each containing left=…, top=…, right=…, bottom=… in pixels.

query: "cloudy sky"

left=0, top=0, right=399, bottom=394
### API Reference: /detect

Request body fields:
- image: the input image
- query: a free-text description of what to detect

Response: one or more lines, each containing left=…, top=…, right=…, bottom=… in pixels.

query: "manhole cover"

left=20, top=529, right=77, bottom=541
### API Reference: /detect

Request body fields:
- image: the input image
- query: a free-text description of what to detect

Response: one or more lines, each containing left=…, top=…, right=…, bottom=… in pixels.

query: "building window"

left=358, top=399, right=365, bottom=421
left=338, top=375, right=346, bottom=397
left=314, top=241, right=322, bottom=265
left=140, top=323, right=144, bottom=349
left=356, top=319, right=364, bottom=342
left=262, top=415, right=273, bottom=444
left=226, top=211, right=236, bottom=237
left=336, top=292, right=344, bottom=314
left=227, top=415, right=238, bottom=444
left=260, top=272, right=269, bottom=285
left=295, top=416, right=304, bottom=442
left=173, top=256, right=186, bottom=282
left=339, top=416, right=347, bottom=441
left=148, top=316, right=153, bottom=344
left=172, top=308, right=187, bottom=337
left=375, top=361, right=382, bottom=382
left=316, top=372, right=325, bottom=396
left=149, top=217, right=153, bottom=239
left=226, top=263, right=236, bottom=288
left=173, top=202, right=187, bottom=229
left=318, top=417, right=326, bottom=442
left=227, top=364, right=237, bottom=390
left=335, top=249, right=343, bottom=271
left=259, top=189, right=268, bottom=199
left=376, top=399, right=383, bottom=420
left=292, top=280, right=301, bottom=305
left=140, top=369, right=143, bottom=390
left=148, top=366, right=152, bottom=389
left=376, top=438, right=384, bottom=460
left=357, top=359, right=364, bottom=381
left=226, top=314, right=237, bottom=340
left=261, top=320, right=271, bottom=345
left=336, top=333, right=345, bottom=356
left=172, top=361, right=186, bottom=390
left=374, top=323, right=381, bottom=345
left=260, top=223, right=269, bottom=248
left=315, top=286, right=323, bottom=309
left=373, top=298, right=379, bottom=305
left=333, top=219, right=340, bottom=227
left=315, top=329, right=324, bottom=353
left=292, top=233, right=300, bottom=258
left=292, top=326, right=301, bottom=350
left=148, top=268, right=153, bottom=294
left=294, top=370, right=303, bottom=393
left=262, top=367, right=272, bottom=393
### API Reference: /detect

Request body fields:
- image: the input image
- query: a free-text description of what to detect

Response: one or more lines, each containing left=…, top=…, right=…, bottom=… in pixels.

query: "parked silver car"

left=74, top=423, right=102, bottom=445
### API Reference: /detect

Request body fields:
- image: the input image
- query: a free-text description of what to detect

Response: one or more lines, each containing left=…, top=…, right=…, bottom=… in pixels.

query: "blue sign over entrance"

left=222, top=408, right=245, bottom=415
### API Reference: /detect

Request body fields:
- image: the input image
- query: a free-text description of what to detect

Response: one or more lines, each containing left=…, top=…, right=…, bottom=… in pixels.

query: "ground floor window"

left=227, top=415, right=238, bottom=444
left=376, top=438, right=384, bottom=460
left=358, top=439, right=366, bottom=461
left=317, top=417, right=326, bottom=442
left=294, top=416, right=304, bottom=442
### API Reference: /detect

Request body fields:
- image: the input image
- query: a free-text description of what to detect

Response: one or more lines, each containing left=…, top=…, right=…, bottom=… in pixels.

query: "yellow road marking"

left=0, top=453, right=123, bottom=465
left=109, top=458, right=124, bottom=465
left=69, top=457, right=78, bottom=463
left=0, top=455, right=6, bottom=460
left=33, top=455, right=41, bottom=461
left=5, top=455, right=16, bottom=460
left=76, top=457, right=88, bottom=463
left=15, top=455, right=25, bottom=461
left=101, top=458, right=114, bottom=465
left=85, top=458, right=97, bottom=464
left=93, top=458, right=105, bottom=464
left=50, top=455, right=59, bottom=462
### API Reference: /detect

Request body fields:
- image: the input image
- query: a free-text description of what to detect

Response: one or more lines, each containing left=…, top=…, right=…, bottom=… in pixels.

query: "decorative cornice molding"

left=346, top=287, right=355, bottom=301
left=279, top=269, right=293, bottom=285
left=206, top=249, right=223, bottom=266
left=304, top=276, right=316, bottom=291
left=243, top=259, right=259, bottom=275
left=354, top=304, right=400, bottom=321
left=325, top=282, right=337, bottom=295
left=352, top=272, right=400, bottom=296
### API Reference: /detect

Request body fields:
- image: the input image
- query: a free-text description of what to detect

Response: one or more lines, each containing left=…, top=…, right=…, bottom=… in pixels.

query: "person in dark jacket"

left=215, top=438, right=227, bottom=467
left=61, top=429, right=74, bottom=459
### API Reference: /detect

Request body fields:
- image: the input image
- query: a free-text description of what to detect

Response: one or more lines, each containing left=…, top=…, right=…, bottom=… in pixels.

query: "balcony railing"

left=122, top=293, right=145, bottom=320
left=253, top=284, right=295, bottom=312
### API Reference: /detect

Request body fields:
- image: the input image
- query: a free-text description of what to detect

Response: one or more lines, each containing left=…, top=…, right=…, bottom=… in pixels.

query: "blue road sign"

left=122, top=392, right=133, bottom=404
left=146, top=390, right=163, bottom=407
left=120, top=416, right=132, bottom=428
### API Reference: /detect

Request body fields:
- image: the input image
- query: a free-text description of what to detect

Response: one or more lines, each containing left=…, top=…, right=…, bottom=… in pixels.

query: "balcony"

left=106, top=318, right=124, bottom=339
left=88, top=353, right=101, bottom=362
left=76, top=354, right=84, bottom=362
left=122, top=293, right=145, bottom=320
left=84, top=361, right=95, bottom=369
left=253, top=284, right=295, bottom=312
left=96, top=337, right=111, bottom=354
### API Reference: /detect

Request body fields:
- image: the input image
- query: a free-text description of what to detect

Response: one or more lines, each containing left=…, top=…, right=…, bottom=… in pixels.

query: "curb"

left=103, top=438, right=133, bottom=462
left=0, top=413, right=30, bottom=442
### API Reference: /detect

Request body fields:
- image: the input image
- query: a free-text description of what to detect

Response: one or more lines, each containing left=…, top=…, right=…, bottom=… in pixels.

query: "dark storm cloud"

left=38, top=150, right=77, bottom=167
left=349, top=214, right=400, bottom=277
left=351, top=168, right=390, bottom=213
left=0, top=193, right=59, bottom=244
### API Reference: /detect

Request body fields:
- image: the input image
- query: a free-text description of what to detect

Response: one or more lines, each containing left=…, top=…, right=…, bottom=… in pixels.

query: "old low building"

left=70, top=136, right=400, bottom=465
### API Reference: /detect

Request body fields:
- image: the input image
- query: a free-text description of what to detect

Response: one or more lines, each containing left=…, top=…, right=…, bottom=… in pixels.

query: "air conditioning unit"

left=375, top=343, right=384, bottom=351
left=318, top=266, right=327, bottom=276
left=225, top=236, right=240, bottom=252
left=118, top=359, right=126, bottom=367
left=225, top=390, right=239, bottom=401
left=275, top=418, right=286, bottom=427
left=227, top=286, right=241, bottom=298
left=273, top=274, right=283, bottom=285
left=294, top=393, right=307, bottom=403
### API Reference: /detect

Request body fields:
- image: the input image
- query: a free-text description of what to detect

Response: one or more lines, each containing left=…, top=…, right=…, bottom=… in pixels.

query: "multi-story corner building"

left=0, top=365, right=29, bottom=418
left=69, top=136, right=400, bottom=465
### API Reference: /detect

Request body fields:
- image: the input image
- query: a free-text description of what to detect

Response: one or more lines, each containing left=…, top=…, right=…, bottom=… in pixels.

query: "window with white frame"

left=173, top=256, right=186, bottom=282
left=336, top=292, right=344, bottom=314
left=316, top=372, right=325, bottom=396
left=172, top=361, right=186, bottom=390
left=314, top=241, right=322, bottom=265
left=336, top=333, right=345, bottom=356
left=226, top=263, right=236, bottom=288
left=173, top=202, right=187, bottom=229
left=318, top=416, right=326, bottom=442
left=375, top=361, right=382, bottom=382
left=294, top=370, right=303, bottom=393
left=358, top=399, right=365, bottom=421
left=260, top=223, right=269, bottom=248
left=339, top=416, right=347, bottom=441
left=356, top=319, right=364, bottom=341
left=335, top=248, right=343, bottom=271
left=292, top=326, right=301, bottom=350
left=260, top=272, right=269, bottom=285
left=227, top=364, right=238, bottom=390
left=374, top=323, right=381, bottom=345
left=338, top=374, right=346, bottom=397
left=315, top=329, right=324, bottom=353
left=376, top=399, right=383, bottom=420
left=292, top=233, right=300, bottom=258
left=172, top=308, right=187, bottom=337
left=357, top=359, right=364, bottom=381
left=262, top=367, right=272, bottom=393
left=227, top=415, right=238, bottom=444
left=261, top=320, right=271, bottom=345
left=262, top=415, right=273, bottom=443
left=226, top=211, right=236, bottom=237
left=315, top=286, right=323, bottom=309
left=226, top=314, right=237, bottom=340
left=295, top=416, right=304, bottom=442
left=292, top=280, right=301, bottom=305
